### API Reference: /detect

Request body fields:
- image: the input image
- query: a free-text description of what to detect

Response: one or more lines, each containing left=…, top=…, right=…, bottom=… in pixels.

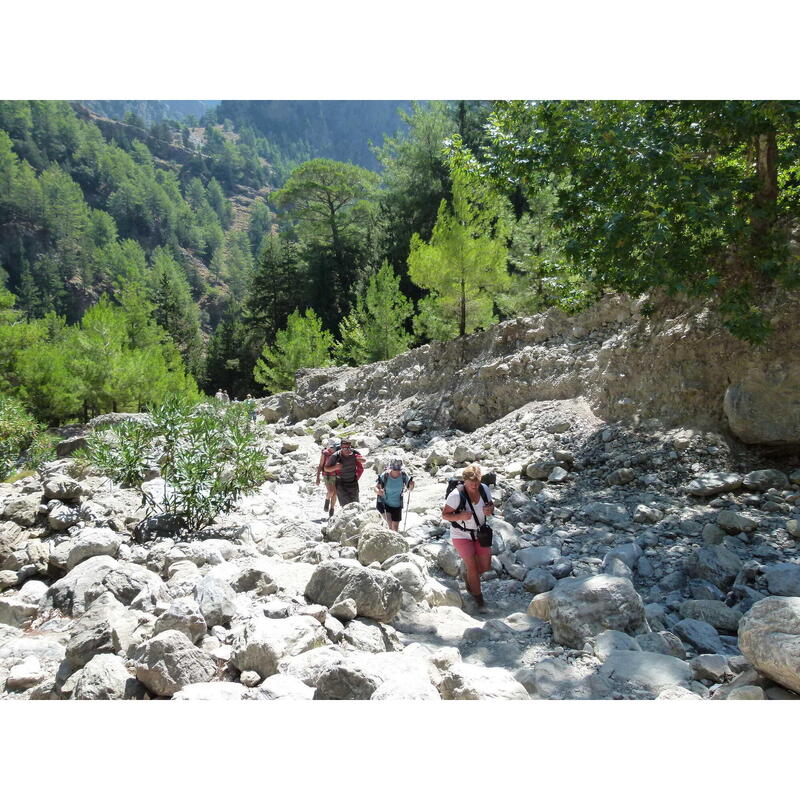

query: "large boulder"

left=0, top=580, right=47, bottom=627
left=193, top=576, right=237, bottom=628
left=356, top=527, right=408, bottom=566
left=673, top=618, right=726, bottom=654
left=724, top=367, right=800, bottom=446
left=687, top=472, right=743, bottom=497
left=311, top=651, right=440, bottom=700
left=598, top=650, right=693, bottom=692
left=2, top=496, right=41, bottom=527
left=173, top=682, right=250, bottom=700
left=42, top=475, right=84, bottom=501
left=65, top=527, right=123, bottom=570
left=738, top=596, right=800, bottom=694
left=64, top=592, right=127, bottom=670
left=133, top=630, right=217, bottom=697
left=439, top=662, right=530, bottom=700
left=548, top=575, right=647, bottom=648
left=231, top=616, right=328, bottom=679
left=42, top=556, right=119, bottom=615
left=305, top=560, right=403, bottom=622
left=742, top=469, right=790, bottom=491
left=154, top=598, right=207, bottom=644
left=72, top=654, right=146, bottom=700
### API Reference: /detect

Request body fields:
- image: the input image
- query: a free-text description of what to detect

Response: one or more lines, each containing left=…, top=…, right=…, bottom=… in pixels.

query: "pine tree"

left=150, top=248, right=204, bottom=377
left=253, top=309, right=333, bottom=393
left=361, top=261, right=412, bottom=362
left=408, top=172, right=509, bottom=339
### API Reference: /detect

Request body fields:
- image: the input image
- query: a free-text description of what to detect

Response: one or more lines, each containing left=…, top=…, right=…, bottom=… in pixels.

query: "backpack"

left=445, top=479, right=490, bottom=514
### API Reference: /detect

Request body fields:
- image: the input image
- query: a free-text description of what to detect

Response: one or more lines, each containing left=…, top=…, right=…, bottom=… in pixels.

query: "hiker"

left=324, top=437, right=365, bottom=510
left=244, top=394, right=258, bottom=424
left=316, top=438, right=339, bottom=518
left=441, top=463, right=495, bottom=608
left=214, top=389, right=225, bottom=403
left=375, top=458, right=414, bottom=532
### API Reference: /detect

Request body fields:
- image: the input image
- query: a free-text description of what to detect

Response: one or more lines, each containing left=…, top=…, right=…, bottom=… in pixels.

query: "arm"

left=441, top=504, right=472, bottom=524
left=323, top=455, right=340, bottom=475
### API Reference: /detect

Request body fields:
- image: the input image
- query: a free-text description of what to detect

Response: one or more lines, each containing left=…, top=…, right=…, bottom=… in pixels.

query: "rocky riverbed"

left=2, top=387, right=799, bottom=700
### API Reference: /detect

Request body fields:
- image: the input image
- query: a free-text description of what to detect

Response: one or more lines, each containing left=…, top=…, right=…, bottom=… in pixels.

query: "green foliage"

left=0, top=394, right=53, bottom=480
left=271, top=158, right=381, bottom=325
left=485, top=100, right=800, bottom=341
left=332, top=307, right=369, bottom=366
left=361, top=261, right=413, bottom=361
left=408, top=171, right=510, bottom=339
left=0, top=287, right=200, bottom=425
left=82, top=420, right=156, bottom=487
left=253, top=308, right=333, bottom=392
left=373, top=102, right=456, bottom=277
left=332, top=262, right=412, bottom=366
left=150, top=248, right=204, bottom=377
left=83, top=398, right=268, bottom=532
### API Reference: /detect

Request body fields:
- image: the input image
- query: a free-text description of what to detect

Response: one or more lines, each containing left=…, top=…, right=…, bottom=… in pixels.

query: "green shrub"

left=0, top=395, right=54, bottom=481
left=81, top=420, right=157, bottom=487
left=83, top=396, right=268, bottom=532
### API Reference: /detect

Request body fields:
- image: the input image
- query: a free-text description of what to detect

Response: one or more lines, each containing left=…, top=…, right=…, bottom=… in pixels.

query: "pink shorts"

left=452, top=538, right=492, bottom=560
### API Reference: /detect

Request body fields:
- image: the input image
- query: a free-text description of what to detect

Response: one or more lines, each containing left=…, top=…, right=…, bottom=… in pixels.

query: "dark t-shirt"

left=327, top=451, right=357, bottom=482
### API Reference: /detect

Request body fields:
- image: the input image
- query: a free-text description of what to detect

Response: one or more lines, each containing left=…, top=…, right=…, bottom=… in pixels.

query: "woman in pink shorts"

left=441, top=464, right=494, bottom=608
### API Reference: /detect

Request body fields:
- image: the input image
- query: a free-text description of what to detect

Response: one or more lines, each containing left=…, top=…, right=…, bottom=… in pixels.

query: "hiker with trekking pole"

left=441, top=463, right=494, bottom=608
left=375, top=458, right=414, bottom=532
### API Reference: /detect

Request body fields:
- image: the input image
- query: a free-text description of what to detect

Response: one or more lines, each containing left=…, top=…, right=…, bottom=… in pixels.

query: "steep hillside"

left=215, top=100, right=413, bottom=170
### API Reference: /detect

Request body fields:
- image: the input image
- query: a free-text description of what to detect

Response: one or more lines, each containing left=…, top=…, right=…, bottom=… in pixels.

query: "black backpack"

left=444, top=478, right=490, bottom=513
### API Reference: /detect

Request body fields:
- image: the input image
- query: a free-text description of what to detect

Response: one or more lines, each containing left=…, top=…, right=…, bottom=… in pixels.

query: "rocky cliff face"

left=265, top=291, right=800, bottom=447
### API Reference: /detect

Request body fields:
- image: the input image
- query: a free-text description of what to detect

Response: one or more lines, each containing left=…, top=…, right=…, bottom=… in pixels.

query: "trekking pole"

left=402, top=488, right=412, bottom=535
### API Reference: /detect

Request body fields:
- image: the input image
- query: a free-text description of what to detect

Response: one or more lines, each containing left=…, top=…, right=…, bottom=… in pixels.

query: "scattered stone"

left=598, top=650, right=693, bottom=692
left=716, top=511, right=757, bottom=534
left=72, top=654, right=145, bottom=700
left=687, top=473, right=743, bottom=497
left=679, top=599, right=743, bottom=633
left=231, top=615, right=328, bottom=679
left=742, top=470, right=789, bottom=492
left=726, top=685, right=765, bottom=700
left=42, top=475, right=83, bottom=501
left=684, top=545, right=743, bottom=590
left=439, top=662, right=529, bottom=700
left=673, top=618, right=726, bottom=654
left=762, top=563, right=800, bottom=597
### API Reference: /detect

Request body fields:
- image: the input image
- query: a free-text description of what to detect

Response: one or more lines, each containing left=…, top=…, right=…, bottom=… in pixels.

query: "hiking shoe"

left=324, top=499, right=329, bottom=512
left=328, top=507, right=334, bottom=518
left=475, top=594, right=485, bottom=608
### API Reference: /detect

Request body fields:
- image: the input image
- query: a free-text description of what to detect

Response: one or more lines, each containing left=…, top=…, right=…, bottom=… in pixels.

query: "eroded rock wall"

left=264, top=292, right=800, bottom=446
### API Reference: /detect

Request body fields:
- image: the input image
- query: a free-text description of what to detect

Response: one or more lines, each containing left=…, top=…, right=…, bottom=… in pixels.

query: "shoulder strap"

left=463, top=491, right=483, bottom=528
left=479, top=484, right=489, bottom=504
left=377, top=472, right=387, bottom=487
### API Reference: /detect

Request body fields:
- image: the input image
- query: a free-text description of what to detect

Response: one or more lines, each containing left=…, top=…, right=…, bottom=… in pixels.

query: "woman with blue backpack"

left=375, top=458, right=414, bottom=532
left=441, top=463, right=495, bottom=608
